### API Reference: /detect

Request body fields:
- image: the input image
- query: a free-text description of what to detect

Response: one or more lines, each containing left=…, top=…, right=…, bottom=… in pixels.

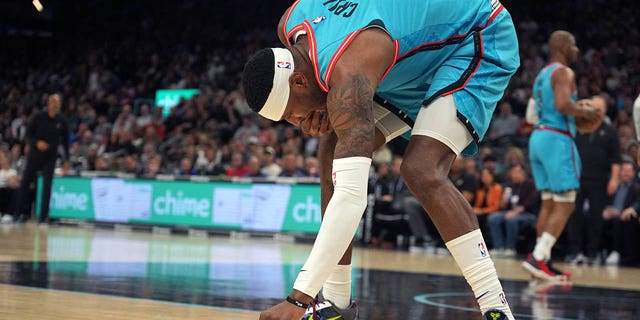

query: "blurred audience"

left=602, top=161, right=640, bottom=266
left=449, top=156, right=479, bottom=204
left=244, top=156, right=266, bottom=178
left=225, top=152, right=248, bottom=177
left=0, top=151, right=19, bottom=222
left=278, top=153, right=305, bottom=178
left=0, top=0, right=639, bottom=259
left=260, top=146, right=282, bottom=178
left=488, top=164, right=539, bottom=258
left=473, top=168, right=504, bottom=245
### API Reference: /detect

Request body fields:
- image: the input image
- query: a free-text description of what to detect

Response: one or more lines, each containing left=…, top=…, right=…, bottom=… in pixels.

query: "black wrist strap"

left=285, top=296, right=309, bottom=309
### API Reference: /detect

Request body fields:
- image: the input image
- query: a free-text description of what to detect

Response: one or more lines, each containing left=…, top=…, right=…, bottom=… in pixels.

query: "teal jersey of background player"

left=282, top=0, right=520, bottom=155
left=532, top=62, right=578, bottom=137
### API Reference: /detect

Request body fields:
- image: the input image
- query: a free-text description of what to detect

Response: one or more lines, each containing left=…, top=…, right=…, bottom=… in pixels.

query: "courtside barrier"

left=36, top=174, right=323, bottom=235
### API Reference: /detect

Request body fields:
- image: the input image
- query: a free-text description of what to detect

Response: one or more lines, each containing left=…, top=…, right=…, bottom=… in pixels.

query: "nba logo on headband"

left=277, top=61, right=292, bottom=69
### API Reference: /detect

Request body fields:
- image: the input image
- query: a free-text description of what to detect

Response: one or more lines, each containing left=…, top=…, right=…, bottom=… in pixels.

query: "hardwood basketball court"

left=1, top=223, right=639, bottom=319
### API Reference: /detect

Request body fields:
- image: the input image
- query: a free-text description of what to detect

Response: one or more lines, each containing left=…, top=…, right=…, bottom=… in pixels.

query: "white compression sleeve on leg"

left=293, top=157, right=371, bottom=297
left=322, top=264, right=352, bottom=309
left=446, top=229, right=514, bottom=319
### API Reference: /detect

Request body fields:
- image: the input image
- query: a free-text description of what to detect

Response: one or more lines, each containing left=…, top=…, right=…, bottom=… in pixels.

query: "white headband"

left=258, top=48, right=295, bottom=121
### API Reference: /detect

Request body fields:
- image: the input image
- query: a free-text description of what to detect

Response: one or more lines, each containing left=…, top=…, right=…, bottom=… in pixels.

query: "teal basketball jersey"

left=282, top=0, right=519, bottom=155
left=532, top=62, right=577, bottom=137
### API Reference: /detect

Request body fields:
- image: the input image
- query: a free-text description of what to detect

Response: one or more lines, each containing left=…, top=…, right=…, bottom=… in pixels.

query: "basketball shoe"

left=546, top=259, right=571, bottom=280
left=483, top=309, right=508, bottom=320
left=522, top=254, right=570, bottom=281
left=302, top=292, right=357, bottom=320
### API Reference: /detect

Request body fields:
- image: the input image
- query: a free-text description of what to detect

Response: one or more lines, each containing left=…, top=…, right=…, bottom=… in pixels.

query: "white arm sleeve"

left=525, top=97, right=539, bottom=125
left=633, top=94, right=640, bottom=141
left=293, top=156, right=371, bottom=297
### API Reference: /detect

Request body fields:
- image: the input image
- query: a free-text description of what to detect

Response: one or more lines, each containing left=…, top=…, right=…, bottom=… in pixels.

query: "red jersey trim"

left=380, top=40, right=400, bottom=82
left=323, top=30, right=363, bottom=88
left=484, top=3, right=504, bottom=26
left=299, top=21, right=329, bottom=92
left=282, top=0, right=301, bottom=46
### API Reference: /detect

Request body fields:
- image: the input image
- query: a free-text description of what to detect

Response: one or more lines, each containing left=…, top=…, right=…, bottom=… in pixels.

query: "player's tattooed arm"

left=326, top=73, right=375, bottom=159
left=325, top=27, right=394, bottom=159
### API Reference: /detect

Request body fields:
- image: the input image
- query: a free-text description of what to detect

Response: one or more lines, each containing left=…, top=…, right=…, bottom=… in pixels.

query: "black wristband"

left=285, top=296, right=309, bottom=309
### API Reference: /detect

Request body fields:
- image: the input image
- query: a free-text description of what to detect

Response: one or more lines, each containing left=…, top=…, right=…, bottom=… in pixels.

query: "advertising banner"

left=39, top=177, right=322, bottom=234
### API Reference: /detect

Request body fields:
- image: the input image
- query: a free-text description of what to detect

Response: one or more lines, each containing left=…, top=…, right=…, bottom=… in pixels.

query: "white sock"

left=446, top=229, right=514, bottom=320
left=322, top=264, right=352, bottom=309
left=532, top=232, right=556, bottom=261
left=532, top=236, right=544, bottom=260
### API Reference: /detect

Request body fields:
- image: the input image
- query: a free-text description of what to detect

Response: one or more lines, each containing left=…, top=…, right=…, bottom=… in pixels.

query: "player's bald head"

left=549, top=30, right=573, bottom=52
left=549, top=30, right=578, bottom=64
left=549, top=30, right=575, bottom=51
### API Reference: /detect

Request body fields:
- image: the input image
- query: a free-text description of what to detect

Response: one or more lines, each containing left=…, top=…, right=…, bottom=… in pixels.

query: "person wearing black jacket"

left=16, top=94, right=70, bottom=223
left=488, top=164, right=539, bottom=258
left=568, top=95, right=622, bottom=264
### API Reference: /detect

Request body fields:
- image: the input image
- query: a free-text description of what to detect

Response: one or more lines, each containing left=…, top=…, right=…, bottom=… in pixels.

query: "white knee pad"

left=552, top=190, right=577, bottom=203
left=412, top=95, right=473, bottom=156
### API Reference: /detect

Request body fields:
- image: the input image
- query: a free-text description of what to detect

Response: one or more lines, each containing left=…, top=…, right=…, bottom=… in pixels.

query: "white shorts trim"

left=552, top=190, right=577, bottom=203
left=541, top=191, right=553, bottom=200
left=411, top=95, right=473, bottom=155
left=373, top=102, right=411, bottom=143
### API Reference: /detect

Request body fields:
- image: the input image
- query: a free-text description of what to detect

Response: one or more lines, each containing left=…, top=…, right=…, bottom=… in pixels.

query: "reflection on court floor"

left=0, top=225, right=639, bottom=320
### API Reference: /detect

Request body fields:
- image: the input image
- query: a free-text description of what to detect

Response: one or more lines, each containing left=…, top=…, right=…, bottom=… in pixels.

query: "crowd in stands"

left=0, top=0, right=639, bottom=264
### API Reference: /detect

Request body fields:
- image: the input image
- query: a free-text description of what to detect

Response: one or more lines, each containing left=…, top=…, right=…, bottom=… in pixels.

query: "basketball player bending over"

left=243, top=1, right=521, bottom=319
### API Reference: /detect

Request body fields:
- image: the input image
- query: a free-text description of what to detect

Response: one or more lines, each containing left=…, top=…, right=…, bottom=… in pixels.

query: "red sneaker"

left=522, top=254, right=568, bottom=281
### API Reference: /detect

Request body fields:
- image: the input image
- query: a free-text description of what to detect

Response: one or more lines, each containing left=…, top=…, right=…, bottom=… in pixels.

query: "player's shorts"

left=374, top=96, right=472, bottom=156
left=382, top=9, right=520, bottom=156
left=424, top=9, right=520, bottom=155
left=374, top=9, right=519, bottom=156
left=529, top=128, right=581, bottom=192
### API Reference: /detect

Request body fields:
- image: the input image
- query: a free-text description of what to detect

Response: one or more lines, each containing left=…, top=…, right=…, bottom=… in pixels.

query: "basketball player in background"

left=523, top=31, right=600, bottom=280
left=243, top=0, right=520, bottom=319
